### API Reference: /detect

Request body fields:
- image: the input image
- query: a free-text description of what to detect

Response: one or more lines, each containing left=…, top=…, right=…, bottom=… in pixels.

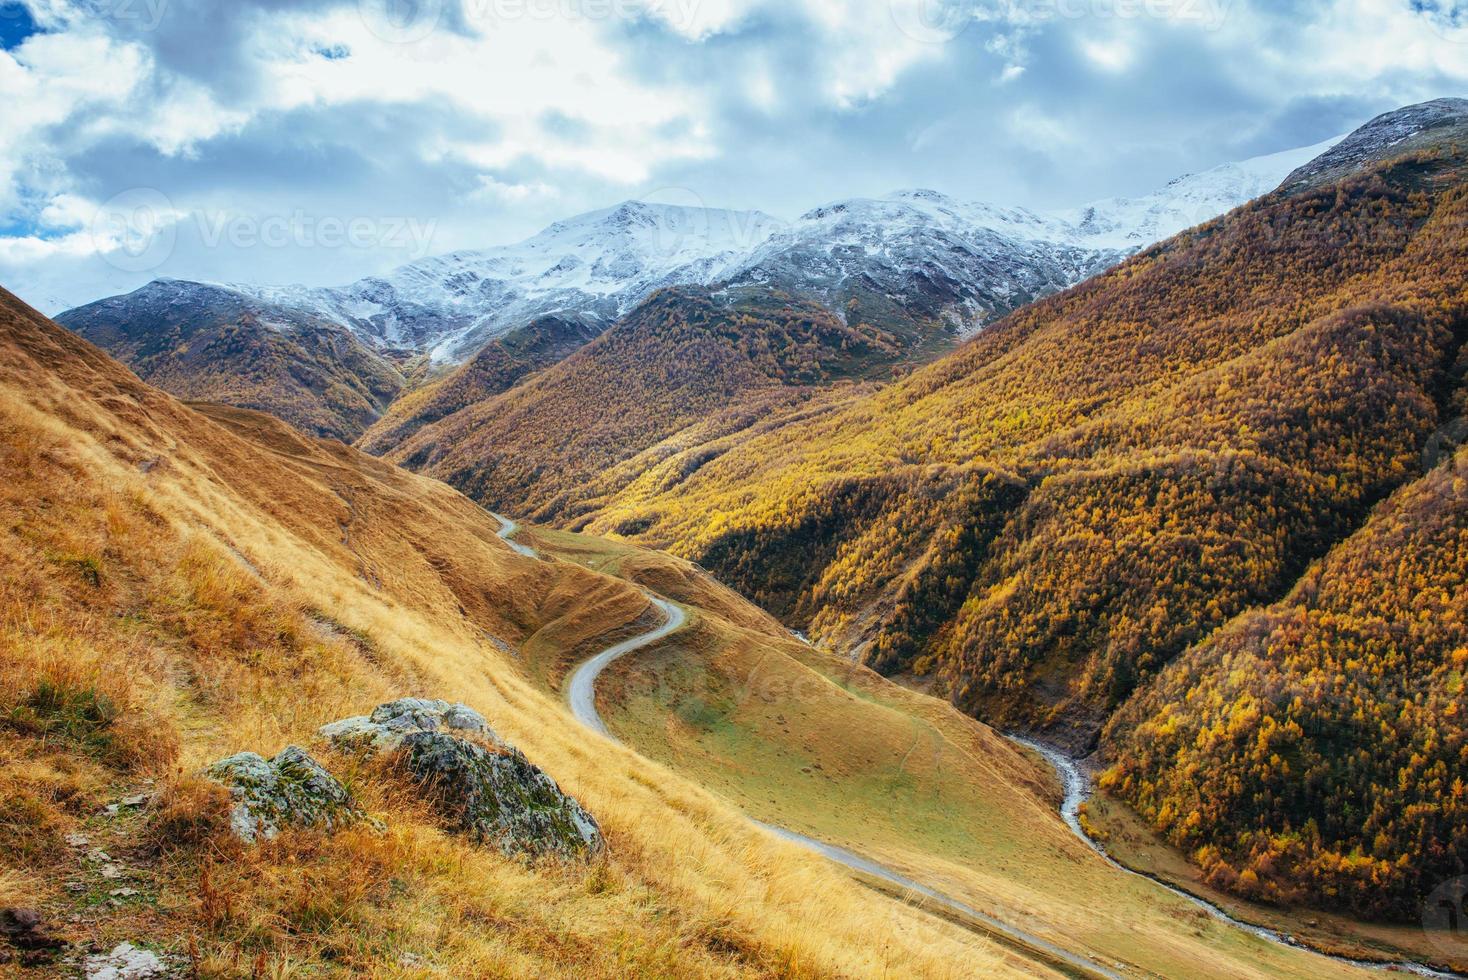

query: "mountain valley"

left=7, top=96, right=1468, bottom=977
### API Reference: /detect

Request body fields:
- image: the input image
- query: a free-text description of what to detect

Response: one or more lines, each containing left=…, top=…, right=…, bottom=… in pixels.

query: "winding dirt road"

left=493, top=514, right=1121, bottom=978
left=565, top=595, right=686, bottom=739
left=493, top=513, right=1456, bottom=979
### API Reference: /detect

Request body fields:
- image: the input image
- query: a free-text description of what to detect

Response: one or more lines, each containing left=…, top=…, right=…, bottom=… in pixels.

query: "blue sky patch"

left=0, top=2, right=40, bottom=51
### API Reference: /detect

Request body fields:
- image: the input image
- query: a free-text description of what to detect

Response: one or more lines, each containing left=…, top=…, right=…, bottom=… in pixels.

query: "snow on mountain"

left=719, top=135, right=1343, bottom=337
left=723, top=191, right=1123, bottom=338
left=1280, top=98, right=1468, bottom=193
left=69, top=132, right=1348, bottom=362
left=227, top=201, right=784, bottom=362
left=1059, top=135, right=1345, bottom=249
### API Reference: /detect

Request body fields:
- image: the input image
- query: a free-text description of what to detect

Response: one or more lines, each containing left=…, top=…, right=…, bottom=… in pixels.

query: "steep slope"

left=55, top=135, right=1335, bottom=456
left=386, top=288, right=907, bottom=521
left=1060, top=135, right=1343, bottom=248
left=56, top=279, right=405, bottom=442
left=0, top=285, right=1048, bottom=977
left=358, top=313, right=600, bottom=456
left=567, top=106, right=1468, bottom=923
left=1104, top=441, right=1468, bottom=921
left=723, top=190, right=1121, bottom=342
left=1281, top=97, right=1468, bottom=193
left=727, top=139, right=1339, bottom=338
left=367, top=137, right=1344, bottom=518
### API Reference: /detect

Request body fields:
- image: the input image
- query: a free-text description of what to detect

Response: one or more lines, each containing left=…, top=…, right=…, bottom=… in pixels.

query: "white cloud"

left=4, top=0, right=1468, bottom=317
left=1079, top=37, right=1134, bottom=73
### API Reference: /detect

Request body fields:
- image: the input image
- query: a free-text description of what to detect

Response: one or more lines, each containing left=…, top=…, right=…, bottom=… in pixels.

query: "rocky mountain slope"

left=229, top=135, right=1341, bottom=357
left=1280, top=97, right=1468, bottom=192
left=724, top=137, right=1340, bottom=339
left=228, top=201, right=787, bottom=364
left=370, top=128, right=1352, bottom=520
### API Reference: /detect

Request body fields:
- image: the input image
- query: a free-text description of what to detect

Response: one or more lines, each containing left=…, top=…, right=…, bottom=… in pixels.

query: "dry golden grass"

left=0, top=288, right=1030, bottom=977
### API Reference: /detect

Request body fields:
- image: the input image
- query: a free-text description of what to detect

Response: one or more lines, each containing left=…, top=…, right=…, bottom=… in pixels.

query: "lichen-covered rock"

left=205, top=746, right=366, bottom=844
left=320, top=698, right=498, bottom=754
left=400, top=730, right=602, bottom=858
left=320, top=700, right=602, bottom=859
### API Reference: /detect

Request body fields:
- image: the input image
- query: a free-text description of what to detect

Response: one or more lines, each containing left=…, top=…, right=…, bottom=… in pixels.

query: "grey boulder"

left=321, top=699, right=603, bottom=859
left=319, top=698, right=497, bottom=753
left=205, top=746, right=366, bottom=844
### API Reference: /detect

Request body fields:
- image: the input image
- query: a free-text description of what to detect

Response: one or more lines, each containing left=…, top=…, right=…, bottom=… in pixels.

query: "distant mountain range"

left=58, top=131, right=1343, bottom=441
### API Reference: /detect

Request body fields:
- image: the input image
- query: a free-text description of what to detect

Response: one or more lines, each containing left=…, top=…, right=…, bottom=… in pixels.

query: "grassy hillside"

left=59, top=281, right=405, bottom=443
left=0, top=286, right=1049, bottom=977
left=529, top=529, right=1384, bottom=978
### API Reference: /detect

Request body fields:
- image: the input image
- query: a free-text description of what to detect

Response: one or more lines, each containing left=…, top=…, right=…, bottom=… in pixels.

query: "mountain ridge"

left=54, top=130, right=1349, bottom=443
left=60, top=130, right=1342, bottom=371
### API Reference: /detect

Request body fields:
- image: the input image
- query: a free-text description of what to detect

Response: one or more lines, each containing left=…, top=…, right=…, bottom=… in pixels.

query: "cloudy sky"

left=1, top=0, right=1465, bottom=313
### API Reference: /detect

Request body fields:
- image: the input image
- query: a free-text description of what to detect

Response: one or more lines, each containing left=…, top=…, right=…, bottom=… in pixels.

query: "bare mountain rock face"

left=1280, top=97, right=1468, bottom=193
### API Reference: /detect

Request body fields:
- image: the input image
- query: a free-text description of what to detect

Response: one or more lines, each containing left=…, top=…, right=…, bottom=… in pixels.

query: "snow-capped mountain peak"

left=72, top=128, right=1350, bottom=364
left=224, top=199, right=785, bottom=362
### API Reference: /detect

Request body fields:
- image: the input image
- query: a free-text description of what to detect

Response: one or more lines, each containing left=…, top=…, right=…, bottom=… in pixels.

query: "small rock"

left=99, top=865, right=125, bottom=881
left=84, top=942, right=166, bottom=979
left=321, top=699, right=602, bottom=859
left=205, top=746, right=367, bottom=844
left=108, top=889, right=138, bottom=898
left=64, top=833, right=91, bottom=848
left=119, top=793, right=151, bottom=809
